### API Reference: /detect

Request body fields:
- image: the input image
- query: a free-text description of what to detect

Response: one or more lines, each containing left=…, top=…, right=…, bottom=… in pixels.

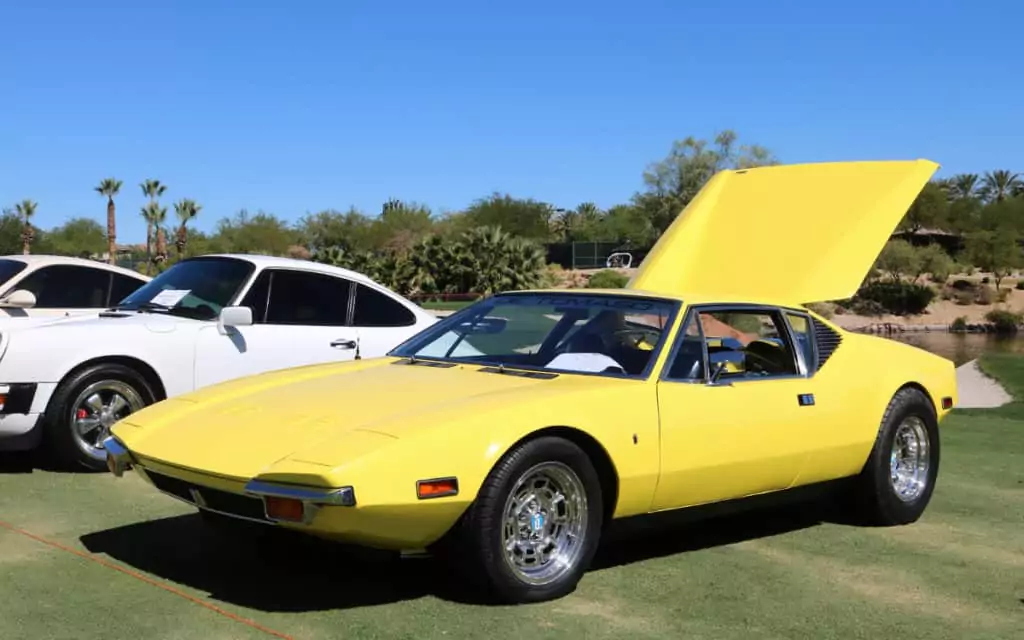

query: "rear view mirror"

left=217, top=305, right=253, bottom=333
left=457, top=316, right=507, bottom=335
left=0, top=289, right=36, bottom=308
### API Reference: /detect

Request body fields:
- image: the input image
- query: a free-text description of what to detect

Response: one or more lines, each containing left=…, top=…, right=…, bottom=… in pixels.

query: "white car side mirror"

left=217, top=305, right=253, bottom=333
left=0, top=289, right=37, bottom=308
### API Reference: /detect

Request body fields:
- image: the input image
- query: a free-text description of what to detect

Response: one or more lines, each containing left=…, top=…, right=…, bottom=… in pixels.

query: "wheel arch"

left=503, top=425, right=620, bottom=527
left=49, top=355, right=168, bottom=411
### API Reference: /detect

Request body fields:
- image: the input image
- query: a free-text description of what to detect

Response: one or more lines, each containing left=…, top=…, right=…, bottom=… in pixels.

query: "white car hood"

left=13, top=310, right=192, bottom=335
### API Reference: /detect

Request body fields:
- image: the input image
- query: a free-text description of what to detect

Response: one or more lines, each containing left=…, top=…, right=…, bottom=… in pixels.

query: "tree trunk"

left=155, top=227, right=167, bottom=263
left=145, top=225, right=153, bottom=275
left=175, top=225, right=188, bottom=258
left=106, top=197, right=117, bottom=265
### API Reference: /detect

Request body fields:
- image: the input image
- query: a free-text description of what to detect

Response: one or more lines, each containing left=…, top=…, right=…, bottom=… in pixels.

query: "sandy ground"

left=829, top=291, right=1024, bottom=330
left=954, top=360, right=1013, bottom=408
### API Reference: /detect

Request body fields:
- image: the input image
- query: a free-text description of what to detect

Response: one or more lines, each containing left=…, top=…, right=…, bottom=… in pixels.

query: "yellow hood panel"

left=116, top=359, right=589, bottom=479
left=628, top=159, right=939, bottom=303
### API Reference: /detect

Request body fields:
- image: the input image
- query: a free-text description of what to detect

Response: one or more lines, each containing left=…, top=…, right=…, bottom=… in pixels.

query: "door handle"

left=330, top=339, right=357, bottom=349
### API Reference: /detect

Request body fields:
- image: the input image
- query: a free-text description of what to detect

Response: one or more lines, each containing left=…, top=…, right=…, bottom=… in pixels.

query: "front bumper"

left=0, top=382, right=56, bottom=451
left=103, top=438, right=467, bottom=550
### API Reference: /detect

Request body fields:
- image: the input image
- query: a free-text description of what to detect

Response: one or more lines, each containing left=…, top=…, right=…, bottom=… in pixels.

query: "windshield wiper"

left=113, top=301, right=174, bottom=314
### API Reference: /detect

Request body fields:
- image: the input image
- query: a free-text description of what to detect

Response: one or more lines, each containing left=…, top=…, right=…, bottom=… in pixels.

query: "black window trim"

left=7, top=263, right=148, bottom=309
left=350, top=280, right=418, bottom=328
left=241, top=266, right=358, bottom=327
left=659, top=302, right=814, bottom=385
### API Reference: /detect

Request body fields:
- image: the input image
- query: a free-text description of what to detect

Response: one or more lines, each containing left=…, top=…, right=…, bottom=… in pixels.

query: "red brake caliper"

left=76, top=408, right=88, bottom=420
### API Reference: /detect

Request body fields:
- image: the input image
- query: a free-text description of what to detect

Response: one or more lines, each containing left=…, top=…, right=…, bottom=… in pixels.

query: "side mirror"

left=0, top=289, right=37, bottom=308
left=708, top=361, right=729, bottom=384
left=217, top=305, right=253, bottom=333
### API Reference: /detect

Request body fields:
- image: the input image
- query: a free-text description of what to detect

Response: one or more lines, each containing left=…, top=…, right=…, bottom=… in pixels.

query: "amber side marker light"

left=942, top=397, right=954, bottom=410
left=264, top=496, right=305, bottom=522
left=417, top=477, right=458, bottom=499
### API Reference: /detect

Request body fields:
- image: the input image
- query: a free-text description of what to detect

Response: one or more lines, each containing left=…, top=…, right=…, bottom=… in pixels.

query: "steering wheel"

left=743, top=349, right=784, bottom=375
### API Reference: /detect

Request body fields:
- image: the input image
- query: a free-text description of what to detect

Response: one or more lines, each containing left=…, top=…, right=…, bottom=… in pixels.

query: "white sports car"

left=0, top=254, right=150, bottom=325
left=0, top=253, right=438, bottom=469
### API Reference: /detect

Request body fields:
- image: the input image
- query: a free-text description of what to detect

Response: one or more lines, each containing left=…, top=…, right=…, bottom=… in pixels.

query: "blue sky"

left=2, top=0, right=1021, bottom=242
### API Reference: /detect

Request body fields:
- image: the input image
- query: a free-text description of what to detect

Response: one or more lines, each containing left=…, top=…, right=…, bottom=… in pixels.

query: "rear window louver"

left=810, top=317, right=843, bottom=370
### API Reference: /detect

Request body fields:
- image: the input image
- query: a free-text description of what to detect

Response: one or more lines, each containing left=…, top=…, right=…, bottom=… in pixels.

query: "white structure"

left=0, top=255, right=150, bottom=324
left=0, top=254, right=437, bottom=469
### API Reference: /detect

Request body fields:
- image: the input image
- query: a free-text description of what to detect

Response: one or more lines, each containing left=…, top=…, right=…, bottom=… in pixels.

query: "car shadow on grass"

left=79, top=488, right=856, bottom=612
left=0, top=450, right=69, bottom=474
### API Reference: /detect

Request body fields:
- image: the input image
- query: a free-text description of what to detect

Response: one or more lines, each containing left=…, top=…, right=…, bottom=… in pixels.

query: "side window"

left=784, top=312, right=815, bottom=372
left=352, top=283, right=416, bottom=327
left=109, top=274, right=147, bottom=306
left=263, top=270, right=351, bottom=326
left=665, top=311, right=706, bottom=380
left=698, top=309, right=798, bottom=379
left=15, top=265, right=112, bottom=308
left=238, top=271, right=271, bottom=323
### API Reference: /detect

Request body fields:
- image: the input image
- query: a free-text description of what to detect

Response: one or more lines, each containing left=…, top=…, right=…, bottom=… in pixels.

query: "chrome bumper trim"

left=101, top=436, right=133, bottom=477
left=244, top=480, right=356, bottom=507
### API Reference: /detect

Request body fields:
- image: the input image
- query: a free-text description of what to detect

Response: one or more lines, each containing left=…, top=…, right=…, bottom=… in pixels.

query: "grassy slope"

left=1, top=358, right=1022, bottom=639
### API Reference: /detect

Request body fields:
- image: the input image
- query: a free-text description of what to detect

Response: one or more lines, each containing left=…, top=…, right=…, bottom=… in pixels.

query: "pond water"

left=882, top=332, right=1024, bottom=366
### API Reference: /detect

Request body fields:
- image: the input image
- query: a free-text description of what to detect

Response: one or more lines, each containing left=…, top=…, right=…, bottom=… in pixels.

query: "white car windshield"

left=0, top=259, right=28, bottom=288
left=391, top=292, right=679, bottom=378
left=114, top=257, right=255, bottom=320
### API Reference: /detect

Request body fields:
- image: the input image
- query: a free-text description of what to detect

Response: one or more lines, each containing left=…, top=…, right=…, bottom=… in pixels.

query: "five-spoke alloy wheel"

left=43, top=362, right=157, bottom=471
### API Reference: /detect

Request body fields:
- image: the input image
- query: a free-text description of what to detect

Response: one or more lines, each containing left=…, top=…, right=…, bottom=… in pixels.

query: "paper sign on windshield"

left=150, top=289, right=191, bottom=307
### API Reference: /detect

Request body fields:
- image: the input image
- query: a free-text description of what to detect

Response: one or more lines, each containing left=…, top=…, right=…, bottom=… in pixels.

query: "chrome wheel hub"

left=501, top=461, right=588, bottom=586
left=70, top=381, right=145, bottom=460
left=889, top=416, right=930, bottom=502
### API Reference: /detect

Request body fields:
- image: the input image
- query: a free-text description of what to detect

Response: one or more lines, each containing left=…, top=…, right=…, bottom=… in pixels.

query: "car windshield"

left=0, top=259, right=28, bottom=289
left=114, top=257, right=255, bottom=320
left=391, top=292, right=679, bottom=378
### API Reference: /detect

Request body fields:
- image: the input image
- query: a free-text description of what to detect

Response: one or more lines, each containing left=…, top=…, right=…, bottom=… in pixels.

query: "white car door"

left=192, top=267, right=361, bottom=389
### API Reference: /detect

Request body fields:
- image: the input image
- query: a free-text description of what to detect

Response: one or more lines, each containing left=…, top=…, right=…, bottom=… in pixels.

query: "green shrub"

left=955, top=290, right=975, bottom=305
left=586, top=269, right=629, bottom=288
left=984, top=309, right=1022, bottom=333
left=1015, top=280, right=1024, bottom=290
left=853, top=281, right=935, bottom=315
left=950, top=316, right=968, bottom=331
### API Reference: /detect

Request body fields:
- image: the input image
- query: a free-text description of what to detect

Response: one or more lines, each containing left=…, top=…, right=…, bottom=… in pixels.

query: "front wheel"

left=850, top=387, right=940, bottom=525
left=449, top=436, right=604, bottom=603
left=43, top=363, right=156, bottom=471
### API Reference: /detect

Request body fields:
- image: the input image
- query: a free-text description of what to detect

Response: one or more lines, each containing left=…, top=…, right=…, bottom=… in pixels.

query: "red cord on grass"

left=0, top=519, right=294, bottom=640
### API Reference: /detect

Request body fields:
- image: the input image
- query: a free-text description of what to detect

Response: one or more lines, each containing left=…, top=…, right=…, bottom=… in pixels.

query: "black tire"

left=851, top=387, right=940, bottom=526
left=43, top=362, right=157, bottom=472
left=447, top=436, right=604, bottom=604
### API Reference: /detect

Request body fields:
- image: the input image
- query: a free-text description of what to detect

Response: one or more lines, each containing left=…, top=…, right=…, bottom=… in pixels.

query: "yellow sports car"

left=104, top=159, right=958, bottom=604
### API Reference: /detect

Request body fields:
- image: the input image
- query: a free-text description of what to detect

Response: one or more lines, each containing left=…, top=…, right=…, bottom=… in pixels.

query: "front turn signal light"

left=264, top=496, right=305, bottom=522
left=416, top=477, right=458, bottom=499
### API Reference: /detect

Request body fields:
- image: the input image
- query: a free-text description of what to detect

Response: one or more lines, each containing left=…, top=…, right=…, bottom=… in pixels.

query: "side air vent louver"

left=810, top=317, right=843, bottom=370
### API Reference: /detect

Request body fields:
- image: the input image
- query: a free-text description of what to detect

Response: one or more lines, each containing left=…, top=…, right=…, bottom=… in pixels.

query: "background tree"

left=151, top=204, right=169, bottom=264
left=980, top=170, right=1021, bottom=203
left=965, top=230, right=1022, bottom=290
left=14, top=200, right=37, bottom=255
left=140, top=179, right=167, bottom=271
left=634, top=130, right=777, bottom=234
left=94, top=178, right=123, bottom=264
left=45, top=218, right=108, bottom=257
left=173, top=198, right=202, bottom=257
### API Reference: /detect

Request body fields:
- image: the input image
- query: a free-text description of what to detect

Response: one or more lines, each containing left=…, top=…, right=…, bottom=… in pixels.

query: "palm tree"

left=95, top=178, right=123, bottom=264
left=151, top=204, right=169, bottom=265
left=172, top=198, right=202, bottom=258
left=980, top=170, right=1021, bottom=203
left=14, top=199, right=37, bottom=255
left=947, top=173, right=980, bottom=201
left=139, top=179, right=167, bottom=273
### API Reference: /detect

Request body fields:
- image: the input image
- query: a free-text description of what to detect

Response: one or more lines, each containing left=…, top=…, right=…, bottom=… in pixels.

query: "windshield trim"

left=388, top=290, right=683, bottom=381
left=113, top=256, right=257, bottom=321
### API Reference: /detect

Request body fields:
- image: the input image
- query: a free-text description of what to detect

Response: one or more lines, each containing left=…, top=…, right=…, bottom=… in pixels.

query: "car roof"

left=199, top=253, right=377, bottom=285
left=0, top=254, right=150, bottom=280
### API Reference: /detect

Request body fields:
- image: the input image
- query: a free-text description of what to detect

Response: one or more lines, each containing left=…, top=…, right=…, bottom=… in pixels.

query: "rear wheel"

left=43, top=363, right=156, bottom=471
left=448, top=436, right=604, bottom=603
left=851, top=387, right=940, bottom=525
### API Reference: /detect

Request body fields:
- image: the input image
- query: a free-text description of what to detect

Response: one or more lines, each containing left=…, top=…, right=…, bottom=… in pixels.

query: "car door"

left=192, top=267, right=361, bottom=389
left=649, top=304, right=819, bottom=512
left=1, top=264, right=123, bottom=317
left=349, top=281, right=425, bottom=357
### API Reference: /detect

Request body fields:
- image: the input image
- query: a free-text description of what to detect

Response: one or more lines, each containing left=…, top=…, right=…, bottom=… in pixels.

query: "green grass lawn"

left=419, top=300, right=474, bottom=311
left=1, top=357, right=1022, bottom=639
